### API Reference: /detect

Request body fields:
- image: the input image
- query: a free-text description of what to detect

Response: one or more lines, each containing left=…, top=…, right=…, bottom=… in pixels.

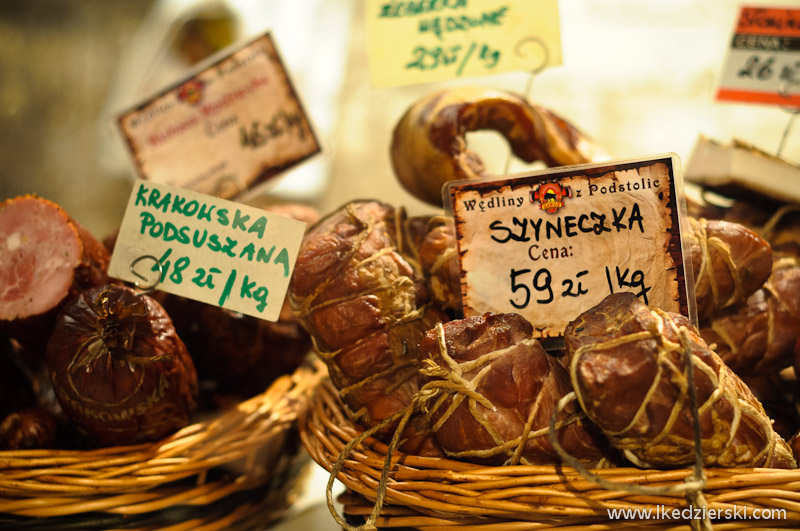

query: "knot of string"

left=419, top=323, right=587, bottom=465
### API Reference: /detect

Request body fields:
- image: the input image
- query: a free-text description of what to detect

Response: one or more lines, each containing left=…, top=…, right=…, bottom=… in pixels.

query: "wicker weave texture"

left=0, top=361, right=324, bottom=527
left=301, top=378, right=800, bottom=530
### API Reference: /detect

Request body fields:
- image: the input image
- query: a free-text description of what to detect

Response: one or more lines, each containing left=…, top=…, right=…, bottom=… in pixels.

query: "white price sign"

left=716, top=6, right=800, bottom=107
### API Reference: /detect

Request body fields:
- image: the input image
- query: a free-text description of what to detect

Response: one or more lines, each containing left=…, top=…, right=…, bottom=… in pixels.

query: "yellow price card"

left=365, top=0, right=562, bottom=88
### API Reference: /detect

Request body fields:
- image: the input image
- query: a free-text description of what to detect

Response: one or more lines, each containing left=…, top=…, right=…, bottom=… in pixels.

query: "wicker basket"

left=0, top=360, right=325, bottom=531
left=301, top=378, right=800, bottom=530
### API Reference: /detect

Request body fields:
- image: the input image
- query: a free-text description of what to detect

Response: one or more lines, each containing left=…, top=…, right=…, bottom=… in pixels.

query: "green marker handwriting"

left=405, top=41, right=500, bottom=74
left=417, top=6, right=507, bottom=41
left=379, top=0, right=467, bottom=18
left=152, top=248, right=271, bottom=313
left=139, top=211, right=289, bottom=276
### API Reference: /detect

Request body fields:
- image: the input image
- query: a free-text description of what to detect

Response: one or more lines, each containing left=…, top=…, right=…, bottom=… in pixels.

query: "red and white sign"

left=716, top=6, right=800, bottom=107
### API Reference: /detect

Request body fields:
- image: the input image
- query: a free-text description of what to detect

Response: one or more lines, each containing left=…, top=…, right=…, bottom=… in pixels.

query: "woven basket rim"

left=0, top=360, right=326, bottom=521
left=301, top=377, right=800, bottom=530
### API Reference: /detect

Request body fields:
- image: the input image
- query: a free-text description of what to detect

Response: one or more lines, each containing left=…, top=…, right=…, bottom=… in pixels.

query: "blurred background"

left=1, top=3, right=798, bottom=528
left=0, top=0, right=798, bottom=238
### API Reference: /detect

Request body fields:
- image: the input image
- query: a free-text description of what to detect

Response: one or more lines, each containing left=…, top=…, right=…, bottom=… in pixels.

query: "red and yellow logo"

left=531, top=182, right=571, bottom=214
left=177, top=79, right=206, bottom=106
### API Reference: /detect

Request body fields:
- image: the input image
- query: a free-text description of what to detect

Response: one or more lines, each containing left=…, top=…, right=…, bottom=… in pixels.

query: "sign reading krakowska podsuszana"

left=108, top=179, right=306, bottom=322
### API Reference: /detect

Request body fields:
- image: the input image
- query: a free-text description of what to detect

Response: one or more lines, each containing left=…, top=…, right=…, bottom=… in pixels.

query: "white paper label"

left=716, top=6, right=800, bottom=107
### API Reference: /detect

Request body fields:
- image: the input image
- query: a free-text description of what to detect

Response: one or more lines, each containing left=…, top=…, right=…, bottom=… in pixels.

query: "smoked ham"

left=565, top=293, right=794, bottom=469
left=687, top=217, right=772, bottom=321
left=417, top=313, right=607, bottom=466
left=700, top=256, right=800, bottom=375
left=0, top=195, right=110, bottom=352
left=289, top=200, right=446, bottom=456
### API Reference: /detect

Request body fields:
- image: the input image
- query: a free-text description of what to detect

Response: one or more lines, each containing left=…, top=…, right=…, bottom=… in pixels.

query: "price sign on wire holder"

left=108, top=179, right=307, bottom=322
left=716, top=6, right=800, bottom=108
left=365, top=0, right=562, bottom=88
left=117, top=32, right=321, bottom=199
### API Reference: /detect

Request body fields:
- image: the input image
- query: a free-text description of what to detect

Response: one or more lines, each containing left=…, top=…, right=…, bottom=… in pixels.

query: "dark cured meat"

left=687, top=217, right=772, bottom=321
left=417, top=217, right=458, bottom=312
left=162, top=295, right=311, bottom=398
left=289, top=200, right=445, bottom=456
left=700, top=257, right=800, bottom=375
left=0, top=334, right=36, bottom=420
left=390, top=87, right=610, bottom=206
left=192, top=305, right=310, bottom=397
left=398, top=215, right=459, bottom=314
left=0, top=407, right=58, bottom=450
left=0, top=195, right=110, bottom=352
left=417, top=313, right=607, bottom=466
left=565, top=293, right=794, bottom=469
left=740, top=375, right=800, bottom=441
left=686, top=191, right=800, bottom=249
left=46, top=284, right=197, bottom=447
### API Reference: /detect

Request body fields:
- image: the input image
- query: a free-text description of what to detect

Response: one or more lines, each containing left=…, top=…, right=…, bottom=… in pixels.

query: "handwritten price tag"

left=365, top=0, right=562, bottom=88
left=118, top=33, right=320, bottom=198
left=716, top=6, right=800, bottom=107
left=446, top=155, right=692, bottom=343
left=108, top=180, right=307, bottom=322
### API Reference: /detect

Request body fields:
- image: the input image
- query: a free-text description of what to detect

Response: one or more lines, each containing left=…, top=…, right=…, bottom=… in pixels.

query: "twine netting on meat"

left=688, top=217, right=743, bottom=311
left=558, top=308, right=796, bottom=530
left=311, top=309, right=798, bottom=530
left=417, top=323, right=592, bottom=466
left=559, top=321, right=715, bottom=531
left=568, top=310, right=784, bottom=469
left=292, top=202, right=796, bottom=529
left=288, top=203, right=433, bottom=428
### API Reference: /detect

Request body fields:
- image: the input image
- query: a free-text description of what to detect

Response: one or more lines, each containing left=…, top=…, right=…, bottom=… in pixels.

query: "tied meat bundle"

left=288, top=200, right=446, bottom=456
left=701, top=254, right=800, bottom=375
left=46, top=284, right=198, bottom=446
left=565, top=292, right=795, bottom=469
left=687, top=217, right=773, bottom=321
left=417, top=313, right=607, bottom=466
